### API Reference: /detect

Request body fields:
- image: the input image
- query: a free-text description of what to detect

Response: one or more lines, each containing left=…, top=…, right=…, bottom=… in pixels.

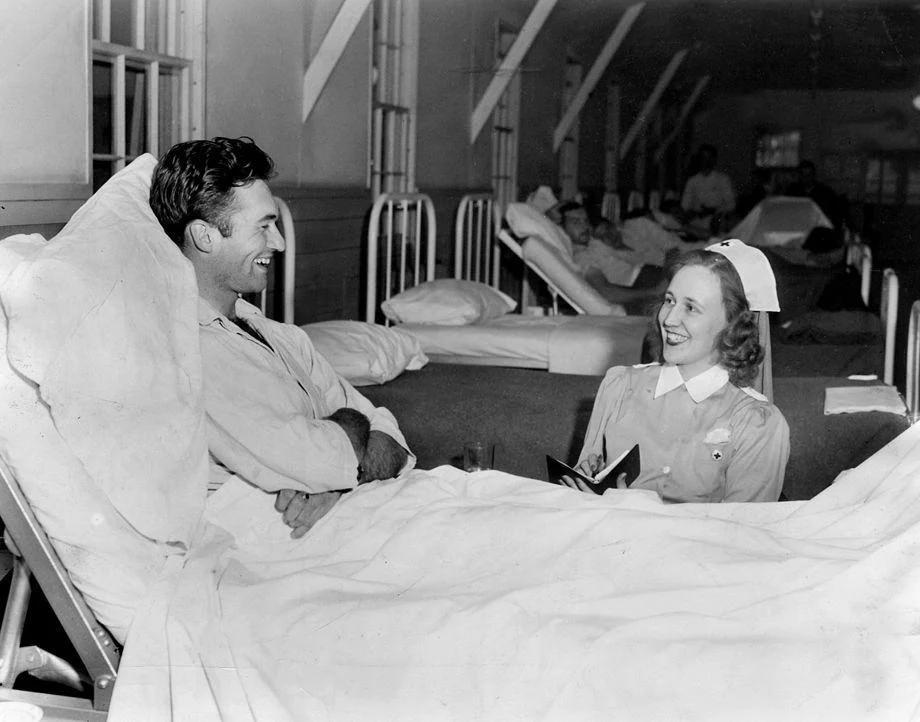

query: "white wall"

left=0, top=0, right=89, bottom=189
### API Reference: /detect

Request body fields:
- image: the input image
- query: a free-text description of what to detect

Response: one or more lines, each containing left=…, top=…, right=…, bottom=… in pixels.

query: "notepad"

left=546, top=445, right=641, bottom=494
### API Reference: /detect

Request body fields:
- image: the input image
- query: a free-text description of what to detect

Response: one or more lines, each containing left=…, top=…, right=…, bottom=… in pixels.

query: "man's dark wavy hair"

left=149, top=136, right=275, bottom=247
left=645, top=249, right=764, bottom=387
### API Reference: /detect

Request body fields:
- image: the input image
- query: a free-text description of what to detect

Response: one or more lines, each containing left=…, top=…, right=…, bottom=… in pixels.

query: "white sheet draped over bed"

left=111, top=422, right=920, bottom=721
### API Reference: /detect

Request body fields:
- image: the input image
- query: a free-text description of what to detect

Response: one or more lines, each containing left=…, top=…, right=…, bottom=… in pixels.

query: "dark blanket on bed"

left=363, top=364, right=907, bottom=501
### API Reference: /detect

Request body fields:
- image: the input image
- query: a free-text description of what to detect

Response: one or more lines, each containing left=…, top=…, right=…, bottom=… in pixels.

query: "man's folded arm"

left=359, top=430, right=409, bottom=483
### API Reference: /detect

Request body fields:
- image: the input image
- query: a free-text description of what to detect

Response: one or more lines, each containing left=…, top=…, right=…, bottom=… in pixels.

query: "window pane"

left=110, top=0, right=135, bottom=47
left=125, top=65, right=148, bottom=157
left=93, top=60, right=113, bottom=155
left=146, top=0, right=162, bottom=52
left=158, top=68, right=181, bottom=153
left=865, top=158, right=881, bottom=198
left=881, top=160, right=898, bottom=203
left=93, top=160, right=115, bottom=192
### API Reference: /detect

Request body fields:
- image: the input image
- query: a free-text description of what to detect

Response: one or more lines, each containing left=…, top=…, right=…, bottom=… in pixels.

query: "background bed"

left=364, top=192, right=648, bottom=374
left=363, top=363, right=908, bottom=501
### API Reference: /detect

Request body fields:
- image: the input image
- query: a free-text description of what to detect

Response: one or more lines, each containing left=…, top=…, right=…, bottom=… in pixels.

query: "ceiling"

left=550, top=0, right=920, bottom=97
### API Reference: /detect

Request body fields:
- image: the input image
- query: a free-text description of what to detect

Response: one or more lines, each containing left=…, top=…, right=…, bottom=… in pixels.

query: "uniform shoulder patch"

left=740, top=386, right=767, bottom=402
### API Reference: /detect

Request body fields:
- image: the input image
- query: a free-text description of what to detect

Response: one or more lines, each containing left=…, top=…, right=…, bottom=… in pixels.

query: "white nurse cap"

left=705, top=238, right=780, bottom=312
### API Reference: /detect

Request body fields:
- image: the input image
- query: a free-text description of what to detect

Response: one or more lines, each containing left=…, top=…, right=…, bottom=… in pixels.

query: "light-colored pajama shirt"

left=199, top=298, right=412, bottom=494
left=580, top=363, right=789, bottom=502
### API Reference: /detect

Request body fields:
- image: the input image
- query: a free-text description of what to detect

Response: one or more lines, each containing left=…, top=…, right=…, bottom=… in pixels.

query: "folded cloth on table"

left=824, top=385, right=907, bottom=416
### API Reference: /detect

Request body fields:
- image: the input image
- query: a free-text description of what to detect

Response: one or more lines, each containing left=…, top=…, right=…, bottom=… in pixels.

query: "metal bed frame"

left=907, top=300, right=920, bottom=422
left=260, top=196, right=296, bottom=324
left=453, top=193, right=501, bottom=288
left=365, top=192, right=437, bottom=325
left=880, top=267, right=899, bottom=386
left=0, top=457, right=120, bottom=720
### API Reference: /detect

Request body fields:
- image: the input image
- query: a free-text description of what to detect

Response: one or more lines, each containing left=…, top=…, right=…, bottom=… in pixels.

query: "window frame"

left=90, top=0, right=204, bottom=189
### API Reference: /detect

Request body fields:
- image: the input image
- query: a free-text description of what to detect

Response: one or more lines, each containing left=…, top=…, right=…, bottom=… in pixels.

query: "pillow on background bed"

left=302, top=320, right=428, bottom=385
left=505, top=202, right=574, bottom=260
left=381, top=279, right=517, bottom=325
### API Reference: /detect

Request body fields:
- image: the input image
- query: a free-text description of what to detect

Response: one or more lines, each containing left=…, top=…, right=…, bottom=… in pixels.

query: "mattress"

left=399, top=313, right=650, bottom=375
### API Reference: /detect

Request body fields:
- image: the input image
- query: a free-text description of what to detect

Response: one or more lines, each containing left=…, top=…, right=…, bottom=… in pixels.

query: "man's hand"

left=326, top=407, right=371, bottom=465
left=359, top=430, right=408, bottom=484
left=274, top=489, right=342, bottom=539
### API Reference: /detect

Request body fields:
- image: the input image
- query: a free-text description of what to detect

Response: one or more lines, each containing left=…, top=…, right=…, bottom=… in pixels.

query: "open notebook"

left=546, top=445, right=641, bottom=494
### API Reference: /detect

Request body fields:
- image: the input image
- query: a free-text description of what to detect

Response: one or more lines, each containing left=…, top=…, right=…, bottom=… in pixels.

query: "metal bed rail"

left=454, top=193, right=501, bottom=288
left=907, top=300, right=920, bottom=422
left=0, top=457, right=119, bottom=719
left=259, top=196, right=296, bottom=324
left=366, top=192, right=437, bottom=324
left=881, top=267, right=898, bottom=386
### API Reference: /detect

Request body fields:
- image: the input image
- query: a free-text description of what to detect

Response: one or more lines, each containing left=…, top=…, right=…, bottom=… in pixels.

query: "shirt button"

left=662, top=466, right=671, bottom=474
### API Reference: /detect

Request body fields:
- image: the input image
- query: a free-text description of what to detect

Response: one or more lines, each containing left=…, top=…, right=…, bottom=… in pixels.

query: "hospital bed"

left=0, top=156, right=918, bottom=720
left=362, top=191, right=649, bottom=375
left=770, top=240, right=893, bottom=381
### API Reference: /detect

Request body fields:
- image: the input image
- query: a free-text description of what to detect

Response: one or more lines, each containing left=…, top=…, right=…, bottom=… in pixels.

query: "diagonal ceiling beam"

left=653, top=74, right=710, bottom=164
left=302, top=0, right=373, bottom=122
left=552, top=2, right=644, bottom=152
left=469, top=0, right=558, bottom=144
left=619, top=47, right=688, bottom=160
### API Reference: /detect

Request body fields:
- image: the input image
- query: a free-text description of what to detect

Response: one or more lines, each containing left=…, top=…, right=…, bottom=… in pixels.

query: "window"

left=557, top=57, right=582, bottom=201
left=370, top=0, right=419, bottom=197
left=91, top=0, right=204, bottom=190
left=754, top=130, right=801, bottom=169
left=491, top=26, right=521, bottom=212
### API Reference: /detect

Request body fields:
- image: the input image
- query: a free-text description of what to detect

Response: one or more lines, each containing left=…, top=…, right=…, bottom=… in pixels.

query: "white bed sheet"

left=110, top=422, right=920, bottom=721
left=729, top=196, right=833, bottom=248
left=400, top=314, right=649, bottom=375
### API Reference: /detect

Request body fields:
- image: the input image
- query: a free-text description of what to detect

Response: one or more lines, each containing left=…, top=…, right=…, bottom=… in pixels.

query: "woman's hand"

left=559, top=454, right=602, bottom=494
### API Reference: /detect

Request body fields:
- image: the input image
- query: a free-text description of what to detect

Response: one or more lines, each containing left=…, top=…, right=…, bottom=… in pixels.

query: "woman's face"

left=657, top=265, right=728, bottom=380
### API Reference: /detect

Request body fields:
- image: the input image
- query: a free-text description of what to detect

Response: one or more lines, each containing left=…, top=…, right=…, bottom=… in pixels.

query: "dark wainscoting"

left=270, top=185, right=490, bottom=325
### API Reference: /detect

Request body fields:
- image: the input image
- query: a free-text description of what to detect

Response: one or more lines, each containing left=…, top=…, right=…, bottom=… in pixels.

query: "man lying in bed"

left=558, top=201, right=667, bottom=313
left=149, top=136, right=412, bottom=538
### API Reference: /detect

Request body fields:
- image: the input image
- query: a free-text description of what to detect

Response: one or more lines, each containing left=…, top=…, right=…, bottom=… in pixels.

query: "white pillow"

left=381, top=279, right=517, bottom=325
left=302, top=320, right=428, bottom=386
left=522, top=236, right=626, bottom=316
left=505, top=202, right=575, bottom=260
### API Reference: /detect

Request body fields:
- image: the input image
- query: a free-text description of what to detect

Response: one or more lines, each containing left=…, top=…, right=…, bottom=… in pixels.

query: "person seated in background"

left=562, top=240, right=789, bottom=503
left=150, top=136, right=412, bottom=538
left=788, top=160, right=846, bottom=232
left=681, top=144, right=736, bottom=235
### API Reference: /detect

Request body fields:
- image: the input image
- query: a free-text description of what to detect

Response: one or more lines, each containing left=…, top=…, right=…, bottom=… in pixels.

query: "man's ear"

left=186, top=219, right=215, bottom=253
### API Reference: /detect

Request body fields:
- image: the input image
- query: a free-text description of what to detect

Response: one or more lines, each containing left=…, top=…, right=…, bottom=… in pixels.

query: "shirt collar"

left=654, top=363, right=729, bottom=402
left=197, top=296, right=262, bottom=326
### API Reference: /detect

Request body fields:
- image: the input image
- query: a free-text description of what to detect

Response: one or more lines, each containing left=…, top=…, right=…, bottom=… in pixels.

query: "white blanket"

left=110, top=422, right=920, bottom=721
left=729, top=196, right=833, bottom=249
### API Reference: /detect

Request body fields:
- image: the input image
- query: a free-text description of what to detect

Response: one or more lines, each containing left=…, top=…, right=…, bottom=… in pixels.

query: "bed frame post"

left=907, top=300, right=920, bottom=422
left=881, top=268, right=898, bottom=386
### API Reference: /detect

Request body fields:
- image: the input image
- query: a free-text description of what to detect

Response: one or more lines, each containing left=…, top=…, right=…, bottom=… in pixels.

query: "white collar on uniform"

left=654, top=364, right=729, bottom=403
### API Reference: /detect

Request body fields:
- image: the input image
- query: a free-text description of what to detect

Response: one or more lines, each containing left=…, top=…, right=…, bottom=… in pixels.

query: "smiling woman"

left=562, top=240, right=790, bottom=503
